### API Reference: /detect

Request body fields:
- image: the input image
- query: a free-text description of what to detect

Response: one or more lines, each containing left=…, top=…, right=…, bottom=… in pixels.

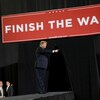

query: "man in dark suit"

left=6, top=81, right=13, bottom=97
left=35, top=41, right=58, bottom=94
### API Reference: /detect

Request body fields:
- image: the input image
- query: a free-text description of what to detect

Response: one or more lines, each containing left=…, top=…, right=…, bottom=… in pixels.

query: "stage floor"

left=1, top=91, right=74, bottom=100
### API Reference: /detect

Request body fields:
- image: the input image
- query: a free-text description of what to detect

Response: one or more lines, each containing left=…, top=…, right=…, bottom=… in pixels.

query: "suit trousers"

left=36, top=68, right=47, bottom=93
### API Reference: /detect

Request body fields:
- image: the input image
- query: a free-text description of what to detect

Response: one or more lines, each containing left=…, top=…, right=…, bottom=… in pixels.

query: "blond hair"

left=40, top=41, right=47, bottom=47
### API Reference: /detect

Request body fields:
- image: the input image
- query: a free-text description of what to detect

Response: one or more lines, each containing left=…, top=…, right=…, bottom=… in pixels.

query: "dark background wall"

left=95, top=35, right=100, bottom=54
left=0, top=0, right=100, bottom=100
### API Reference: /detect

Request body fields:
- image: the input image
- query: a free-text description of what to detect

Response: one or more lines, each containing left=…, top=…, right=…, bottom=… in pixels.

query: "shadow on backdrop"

left=48, top=46, right=71, bottom=92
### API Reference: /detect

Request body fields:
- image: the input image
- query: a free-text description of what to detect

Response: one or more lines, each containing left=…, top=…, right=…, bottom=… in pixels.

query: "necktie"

left=0, top=90, right=1, bottom=96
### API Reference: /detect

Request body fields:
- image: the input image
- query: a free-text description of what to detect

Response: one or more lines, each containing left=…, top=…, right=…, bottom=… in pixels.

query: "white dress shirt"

left=0, top=87, right=3, bottom=98
left=6, top=86, right=10, bottom=92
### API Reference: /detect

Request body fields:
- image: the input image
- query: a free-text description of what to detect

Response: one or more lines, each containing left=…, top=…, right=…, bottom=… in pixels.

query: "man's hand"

left=52, top=49, right=59, bottom=53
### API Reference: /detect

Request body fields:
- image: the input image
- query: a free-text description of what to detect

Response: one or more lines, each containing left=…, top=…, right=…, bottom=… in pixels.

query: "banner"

left=1, top=4, right=100, bottom=43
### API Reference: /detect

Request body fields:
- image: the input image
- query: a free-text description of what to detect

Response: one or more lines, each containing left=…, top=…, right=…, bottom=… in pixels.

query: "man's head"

left=6, top=81, right=10, bottom=87
left=0, top=81, right=3, bottom=87
left=40, top=41, right=47, bottom=48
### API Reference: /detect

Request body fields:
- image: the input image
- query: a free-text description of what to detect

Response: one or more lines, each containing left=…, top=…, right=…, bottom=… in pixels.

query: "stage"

left=1, top=91, right=74, bottom=100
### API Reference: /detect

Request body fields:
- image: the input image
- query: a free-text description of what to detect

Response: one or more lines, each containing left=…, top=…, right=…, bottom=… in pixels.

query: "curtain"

left=0, top=0, right=100, bottom=100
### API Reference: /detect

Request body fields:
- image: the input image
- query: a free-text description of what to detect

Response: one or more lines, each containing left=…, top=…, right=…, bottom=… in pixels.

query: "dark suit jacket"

left=0, top=90, right=1, bottom=96
left=6, top=86, right=13, bottom=97
left=35, top=47, right=52, bottom=69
